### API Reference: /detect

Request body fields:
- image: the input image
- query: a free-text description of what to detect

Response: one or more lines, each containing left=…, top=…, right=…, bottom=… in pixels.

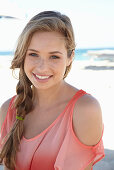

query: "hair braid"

left=0, top=66, right=33, bottom=169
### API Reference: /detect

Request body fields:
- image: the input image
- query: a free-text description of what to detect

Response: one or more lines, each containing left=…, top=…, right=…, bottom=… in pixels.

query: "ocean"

left=75, top=47, right=114, bottom=61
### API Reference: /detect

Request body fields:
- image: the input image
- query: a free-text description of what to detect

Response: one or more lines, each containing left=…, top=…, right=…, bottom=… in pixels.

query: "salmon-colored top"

left=0, top=89, right=105, bottom=170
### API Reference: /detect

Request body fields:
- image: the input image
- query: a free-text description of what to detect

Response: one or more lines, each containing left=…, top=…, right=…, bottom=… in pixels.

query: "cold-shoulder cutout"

left=72, top=93, right=103, bottom=146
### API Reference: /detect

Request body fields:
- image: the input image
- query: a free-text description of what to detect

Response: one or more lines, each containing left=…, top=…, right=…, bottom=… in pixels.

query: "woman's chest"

left=23, top=102, right=68, bottom=139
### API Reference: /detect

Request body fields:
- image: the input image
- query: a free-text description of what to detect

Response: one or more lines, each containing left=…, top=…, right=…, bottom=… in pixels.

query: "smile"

left=33, top=73, right=53, bottom=82
left=36, top=75, right=50, bottom=79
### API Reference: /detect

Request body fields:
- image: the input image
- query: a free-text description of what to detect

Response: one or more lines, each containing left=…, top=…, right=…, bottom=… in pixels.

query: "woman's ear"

left=67, top=49, right=75, bottom=66
left=71, top=49, right=75, bottom=61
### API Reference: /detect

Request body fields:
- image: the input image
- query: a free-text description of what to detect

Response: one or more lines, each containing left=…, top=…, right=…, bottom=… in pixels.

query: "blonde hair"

left=0, top=11, right=76, bottom=169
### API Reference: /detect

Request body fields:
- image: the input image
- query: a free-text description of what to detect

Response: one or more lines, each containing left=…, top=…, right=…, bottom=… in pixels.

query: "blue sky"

left=0, top=0, right=114, bottom=49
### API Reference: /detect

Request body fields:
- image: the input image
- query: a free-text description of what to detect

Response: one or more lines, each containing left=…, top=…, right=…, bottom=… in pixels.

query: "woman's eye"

left=51, top=55, right=60, bottom=59
left=29, top=53, right=38, bottom=57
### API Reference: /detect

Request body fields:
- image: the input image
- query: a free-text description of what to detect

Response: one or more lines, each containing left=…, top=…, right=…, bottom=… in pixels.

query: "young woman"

left=0, top=11, right=105, bottom=170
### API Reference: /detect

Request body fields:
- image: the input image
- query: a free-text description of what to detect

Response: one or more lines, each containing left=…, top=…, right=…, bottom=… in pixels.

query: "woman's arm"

left=73, top=94, right=103, bottom=146
left=0, top=98, right=12, bottom=169
left=73, top=94, right=103, bottom=169
left=3, top=165, right=10, bottom=170
left=0, top=98, right=12, bottom=132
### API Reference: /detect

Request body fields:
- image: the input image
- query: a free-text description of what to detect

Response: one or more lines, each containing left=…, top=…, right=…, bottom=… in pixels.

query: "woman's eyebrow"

left=49, top=51, right=63, bottom=54
left=28, top=49, right=39, bottom=52
left=28, top=49, right=63, bottom=54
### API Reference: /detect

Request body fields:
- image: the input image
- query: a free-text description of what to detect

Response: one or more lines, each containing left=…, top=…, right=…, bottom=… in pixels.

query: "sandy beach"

left=0, top=55, right=114, bottom=169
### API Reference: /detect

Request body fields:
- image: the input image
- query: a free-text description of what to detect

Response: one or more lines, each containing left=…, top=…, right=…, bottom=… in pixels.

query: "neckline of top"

left=22, top=89, right=86, bottom=142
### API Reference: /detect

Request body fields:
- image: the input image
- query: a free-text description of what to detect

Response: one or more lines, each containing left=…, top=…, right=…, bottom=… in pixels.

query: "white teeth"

left=35, top=75, right=50, bottom=79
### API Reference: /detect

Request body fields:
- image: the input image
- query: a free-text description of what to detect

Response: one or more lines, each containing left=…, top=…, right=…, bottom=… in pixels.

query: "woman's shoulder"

left=73, top=92, right=103, bottom=146
left=0, top=97, right=15, bottom=132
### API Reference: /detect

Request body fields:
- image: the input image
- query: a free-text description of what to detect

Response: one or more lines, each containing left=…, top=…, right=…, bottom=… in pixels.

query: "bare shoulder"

left=0, top=98, right=12, bottom=131
left=73, top=93, right=103, bottom=146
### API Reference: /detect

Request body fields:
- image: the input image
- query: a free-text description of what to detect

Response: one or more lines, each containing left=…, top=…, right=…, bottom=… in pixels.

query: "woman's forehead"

left=28, top=31, right=66, bottom=50
left=31, top=31, right=65, bottom=40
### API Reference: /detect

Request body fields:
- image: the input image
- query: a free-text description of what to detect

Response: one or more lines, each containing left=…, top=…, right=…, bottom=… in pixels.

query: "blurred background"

left=0, top=0, right=114, bottom=169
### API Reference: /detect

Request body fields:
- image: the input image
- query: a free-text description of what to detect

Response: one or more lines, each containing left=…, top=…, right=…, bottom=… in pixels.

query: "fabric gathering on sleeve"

left=54, top=124, right=105, bottom=170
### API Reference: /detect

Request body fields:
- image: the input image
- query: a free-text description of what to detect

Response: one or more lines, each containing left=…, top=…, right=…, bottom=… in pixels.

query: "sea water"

left=75, top=47, right=114, bottom=61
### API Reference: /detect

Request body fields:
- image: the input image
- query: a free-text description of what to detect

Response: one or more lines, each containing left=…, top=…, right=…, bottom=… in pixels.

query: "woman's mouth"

left=33, top=73, right=53, bottom=82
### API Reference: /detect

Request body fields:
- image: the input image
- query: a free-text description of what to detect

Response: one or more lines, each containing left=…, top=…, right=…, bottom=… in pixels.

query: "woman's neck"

left=32, top=80, right=68, bottom=109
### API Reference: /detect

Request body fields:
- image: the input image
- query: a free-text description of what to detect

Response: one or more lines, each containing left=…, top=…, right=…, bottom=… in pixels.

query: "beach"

left=0, top=55, right=114, bottom=169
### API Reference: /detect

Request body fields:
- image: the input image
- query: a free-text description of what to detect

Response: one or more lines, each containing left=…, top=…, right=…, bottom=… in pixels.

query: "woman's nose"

left=38, top=58, right=49, bottom=71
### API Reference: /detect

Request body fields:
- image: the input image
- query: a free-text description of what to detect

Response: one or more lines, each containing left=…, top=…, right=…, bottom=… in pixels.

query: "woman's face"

left=24, top=31, right=73, bottom=90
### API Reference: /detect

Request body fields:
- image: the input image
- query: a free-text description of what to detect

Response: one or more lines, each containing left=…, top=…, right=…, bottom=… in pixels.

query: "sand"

left=0, top=56, right=114, bottom=169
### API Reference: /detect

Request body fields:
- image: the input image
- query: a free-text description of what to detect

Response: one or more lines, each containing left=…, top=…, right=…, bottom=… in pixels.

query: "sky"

left=0, top=0, right=114, bottom=49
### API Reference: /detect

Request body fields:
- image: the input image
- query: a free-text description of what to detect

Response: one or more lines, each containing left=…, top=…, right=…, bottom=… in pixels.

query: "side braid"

left=0, top=66, right=33, bottom=169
